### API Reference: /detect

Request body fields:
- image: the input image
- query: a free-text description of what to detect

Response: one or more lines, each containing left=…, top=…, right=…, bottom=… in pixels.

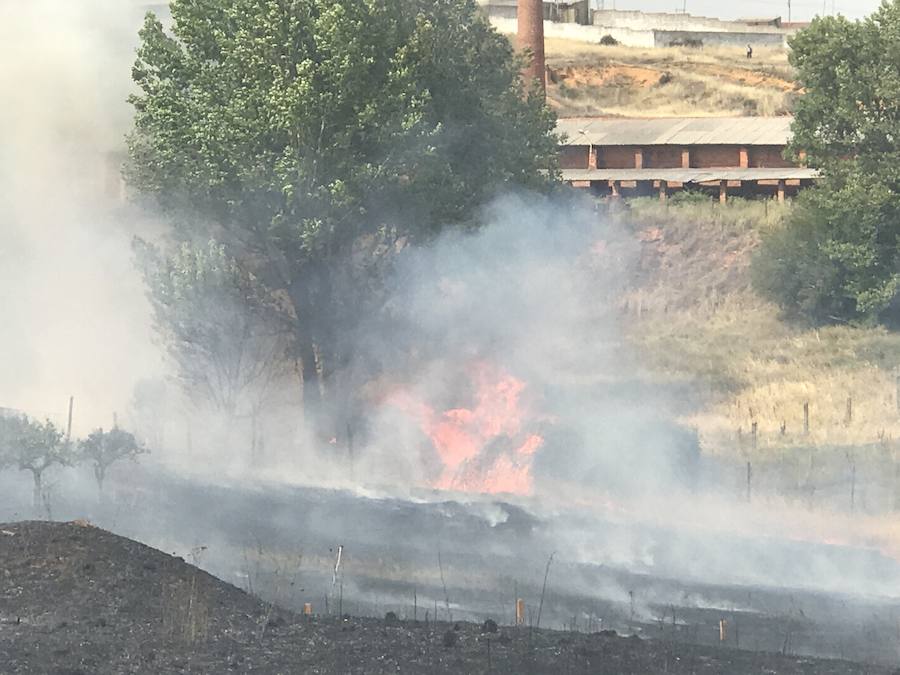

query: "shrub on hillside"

left=752, top=169, right=900, bottom=325
left=599, top=34, right=619, bottom=46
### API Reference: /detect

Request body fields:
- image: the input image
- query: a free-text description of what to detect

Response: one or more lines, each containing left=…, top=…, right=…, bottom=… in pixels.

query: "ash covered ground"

left=3, top=465, right=900, bottom=673
left=1, top=519, right=897, bottom=675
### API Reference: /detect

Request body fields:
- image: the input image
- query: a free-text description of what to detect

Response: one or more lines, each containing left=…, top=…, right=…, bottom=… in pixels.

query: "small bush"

left=599, top=34, right=619, bottom=46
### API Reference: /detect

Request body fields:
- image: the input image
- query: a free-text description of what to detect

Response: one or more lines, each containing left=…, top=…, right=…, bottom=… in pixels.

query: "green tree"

left=754, top=2, right=900, bottom=324
left=79, top=427, right=147, bottom=492
left=0, top=416, right=72, bottom=512
left=126, top=0, right=558, bottom=431
left=136, top=239, right=292, bottom=417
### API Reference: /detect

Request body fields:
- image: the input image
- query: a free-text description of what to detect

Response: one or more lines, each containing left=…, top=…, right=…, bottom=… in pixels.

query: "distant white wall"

left=654, top=30, right=787, bottom=48
left=491, top=17, right=657, bottom=48
left=591, top=9, right=776, bottom=33
left=489, top=17, right=787, bottom=50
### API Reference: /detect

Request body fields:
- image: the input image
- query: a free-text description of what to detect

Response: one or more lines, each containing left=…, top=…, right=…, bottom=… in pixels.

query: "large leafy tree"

left=753, top=2, right=900, bottom=324
left=127, top=0, right=558, bottom=429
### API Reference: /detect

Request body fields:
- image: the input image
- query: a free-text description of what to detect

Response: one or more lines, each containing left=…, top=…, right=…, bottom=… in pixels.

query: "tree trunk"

left=300, top=338, right=322, bottom=423
left=32, top=471, right=42, bottom=514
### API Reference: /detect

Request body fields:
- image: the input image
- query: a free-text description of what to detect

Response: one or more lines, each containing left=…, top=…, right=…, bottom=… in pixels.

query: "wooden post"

left=739, top=147, right=749, bottom=169
left=610, top=180, right=620, bottom=199
left=634, top=148, right=644, bottom=169
left=746, top=461, right=752, bottom=503
left=777, top=179, right=786, bottom=203
left=895, top=372, right=900, bottom=414
left=681, top=148, right=691, bottom=169
left=588, top=144, right=598, bottom=169
left=66, top=396, right=74, bottom=443
left=516, top=598, right=525, bottom=626
left=719, top=619, right=727, bottom=642
left=803, top=401, right=810, bottom=436
left=719, top=180, right=727, bottom=204
left=751, top=421, right=758, bottom=450
left=659, top=180, right=668, bottom=202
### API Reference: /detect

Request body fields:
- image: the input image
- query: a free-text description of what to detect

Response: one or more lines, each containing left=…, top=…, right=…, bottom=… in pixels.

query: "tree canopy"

left=753, top=1, right=900, bottom=325
left=127, top=0, right=559, bottom=427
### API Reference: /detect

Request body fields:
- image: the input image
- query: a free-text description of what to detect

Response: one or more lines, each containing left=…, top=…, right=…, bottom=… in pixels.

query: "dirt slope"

left=543, top=40, right=797, bottom=117
left=0, top=520, right=894, bottom=674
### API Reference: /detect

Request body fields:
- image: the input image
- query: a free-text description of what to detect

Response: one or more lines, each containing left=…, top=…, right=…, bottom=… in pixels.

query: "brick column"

left=681, top=149, right=691, bottom=169
left=634, top=148, right=644, bottom=170
left=739, top=147, right=749, bottom=169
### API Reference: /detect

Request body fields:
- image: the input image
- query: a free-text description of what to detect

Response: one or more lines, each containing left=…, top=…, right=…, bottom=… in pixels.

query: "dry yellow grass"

left=620, top=200, right=900, bottom=461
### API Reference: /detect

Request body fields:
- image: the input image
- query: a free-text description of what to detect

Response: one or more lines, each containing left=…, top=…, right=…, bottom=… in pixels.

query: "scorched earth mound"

left=0, top=521, right=893, bottom=674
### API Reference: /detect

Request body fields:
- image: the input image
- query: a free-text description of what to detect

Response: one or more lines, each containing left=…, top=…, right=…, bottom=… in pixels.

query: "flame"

left=390, top=362, right=543, bottom=495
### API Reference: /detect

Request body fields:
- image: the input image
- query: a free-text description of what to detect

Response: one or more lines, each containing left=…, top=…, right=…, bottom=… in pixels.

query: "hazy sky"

left=596, top=0, right=883, bottom=21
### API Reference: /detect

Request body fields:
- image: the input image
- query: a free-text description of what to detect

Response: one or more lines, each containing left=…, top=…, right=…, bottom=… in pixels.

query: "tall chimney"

left=517, top=0, right=546, bottom=94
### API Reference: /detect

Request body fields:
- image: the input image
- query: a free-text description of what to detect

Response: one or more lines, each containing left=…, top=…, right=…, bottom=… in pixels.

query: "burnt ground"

left=0, top=521, right=896, bottom=675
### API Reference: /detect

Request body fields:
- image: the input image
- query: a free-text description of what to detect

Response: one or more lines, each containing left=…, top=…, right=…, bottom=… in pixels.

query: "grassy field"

left=617, top=199, right=900, bottom=470
left=541, top=39, right=797, bottom=117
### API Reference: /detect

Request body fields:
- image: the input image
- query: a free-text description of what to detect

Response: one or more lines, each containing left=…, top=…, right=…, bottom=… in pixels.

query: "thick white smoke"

left=0, top=1, right=167, bottom=434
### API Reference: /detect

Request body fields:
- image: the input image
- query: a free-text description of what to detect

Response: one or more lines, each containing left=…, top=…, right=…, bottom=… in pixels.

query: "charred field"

left=3, top=467, right=900, bottom=673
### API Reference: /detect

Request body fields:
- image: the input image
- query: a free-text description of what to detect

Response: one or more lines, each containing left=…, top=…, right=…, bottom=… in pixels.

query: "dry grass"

left=541, top=39, right=796, bottom=117
left=620, top=199, right=900, bottom=460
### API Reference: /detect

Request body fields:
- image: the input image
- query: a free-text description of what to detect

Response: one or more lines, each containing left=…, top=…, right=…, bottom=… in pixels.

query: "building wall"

left=591, top=9, right=786, bottom=34
left=655, top=29, right=786, bottom=48
left=559, top=145, right=590, bottom=169
left=489, top=17, right=786, bottom=49
left=646, top=146, right=684, bottom=169
left=749, top=145, right=793, bottom=168
left=598, top=146, right=641, bottom=169
left=690, top=145, right=742, bottom=168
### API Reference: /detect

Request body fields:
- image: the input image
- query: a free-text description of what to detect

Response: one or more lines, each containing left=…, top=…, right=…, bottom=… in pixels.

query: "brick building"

left=556, top=116, right=818, bottom=201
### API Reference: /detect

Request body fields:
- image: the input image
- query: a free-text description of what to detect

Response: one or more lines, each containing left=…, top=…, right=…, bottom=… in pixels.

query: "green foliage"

left=79, top=427, right=146, bottom=491
left=0, top=415, right=72, bottom=510
left=127, top=0, right=557, bottom=252
left=755, top=1, right=900, bottom=324
left=127, top=0, right=559, bottom=420
left=0, top=416, right=70, bottom=474
left=135, top=239, right=289, bottom=414
left=753, top=167, right=900, bottom=324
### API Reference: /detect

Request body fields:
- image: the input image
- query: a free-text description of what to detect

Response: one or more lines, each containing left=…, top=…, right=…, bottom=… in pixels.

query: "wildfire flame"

left=390, top=362, right=543, bottom=495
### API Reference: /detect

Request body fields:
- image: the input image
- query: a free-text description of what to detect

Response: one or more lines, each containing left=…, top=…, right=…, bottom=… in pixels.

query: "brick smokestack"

left=517, top=0, right=546, bottom=94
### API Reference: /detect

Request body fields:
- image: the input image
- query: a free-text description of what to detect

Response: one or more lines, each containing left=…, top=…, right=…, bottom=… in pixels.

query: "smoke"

left=342, top=191, right=696, bottom=498
left=3, top=6, right=900, bottom=665
left=0, top=1, right=167, bottom=434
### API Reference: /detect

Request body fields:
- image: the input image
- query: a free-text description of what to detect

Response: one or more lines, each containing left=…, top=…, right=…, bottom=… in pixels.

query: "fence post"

left=803, top=402, right=810, bottom=436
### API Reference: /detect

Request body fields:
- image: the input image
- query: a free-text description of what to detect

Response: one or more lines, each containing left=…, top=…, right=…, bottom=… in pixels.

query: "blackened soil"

left=0, top=521, right=893, bottom=674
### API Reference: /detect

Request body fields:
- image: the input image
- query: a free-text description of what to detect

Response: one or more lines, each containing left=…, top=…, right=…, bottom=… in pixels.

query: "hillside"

left=617, top=199, right=900, bottom=513
left=542, top=40, right=797, bottom=117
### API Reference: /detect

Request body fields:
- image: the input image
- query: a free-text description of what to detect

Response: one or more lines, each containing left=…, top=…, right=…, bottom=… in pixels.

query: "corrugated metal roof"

left=561, top=167, right=819, bottom=182
left=557, top=117, right=795, bottom=147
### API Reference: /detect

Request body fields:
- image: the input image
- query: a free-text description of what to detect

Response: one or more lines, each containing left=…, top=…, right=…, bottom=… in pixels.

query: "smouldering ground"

left=1, top=520, right=894, bottom=674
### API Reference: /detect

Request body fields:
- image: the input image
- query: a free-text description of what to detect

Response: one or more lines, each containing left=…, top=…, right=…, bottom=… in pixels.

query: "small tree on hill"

left=0, top=416, right=72, bottom=512
left=79, top=427, right=147, bottom=492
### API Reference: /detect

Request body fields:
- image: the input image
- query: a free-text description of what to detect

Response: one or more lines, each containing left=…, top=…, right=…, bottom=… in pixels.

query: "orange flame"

left=390, top=362, right=543, bottom=495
